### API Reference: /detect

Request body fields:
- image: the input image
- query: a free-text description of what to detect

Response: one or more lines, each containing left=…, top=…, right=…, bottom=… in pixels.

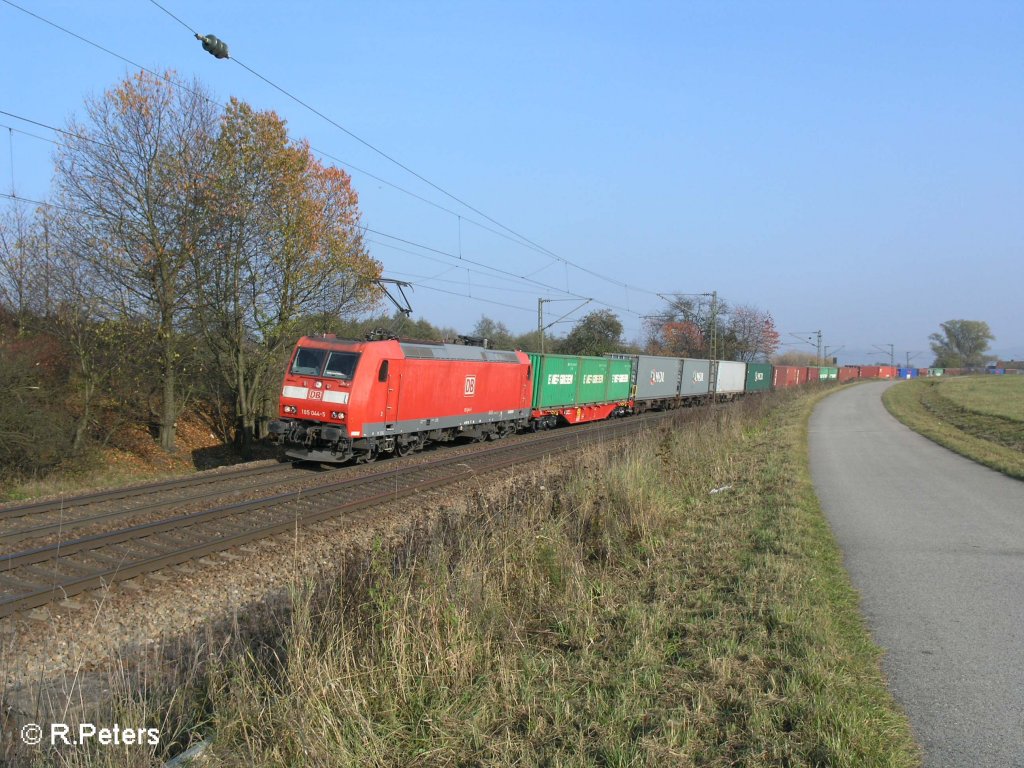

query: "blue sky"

left=2, top=1, right=1021, bottom=364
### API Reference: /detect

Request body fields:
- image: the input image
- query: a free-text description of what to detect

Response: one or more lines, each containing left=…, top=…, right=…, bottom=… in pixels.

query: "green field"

left=32, top=390, right=919, bottom=768
left=932, top=375, right=1024, bottom=421
left=883, top=375, right=1024, bottom=479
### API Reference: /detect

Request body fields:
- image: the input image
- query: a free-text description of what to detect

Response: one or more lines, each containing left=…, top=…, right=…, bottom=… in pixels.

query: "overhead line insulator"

left=195, top=33, right=229, bottom=59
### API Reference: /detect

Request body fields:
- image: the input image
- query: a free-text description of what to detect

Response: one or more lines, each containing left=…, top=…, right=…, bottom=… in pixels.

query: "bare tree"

left=0, top=204, right=58, bottom=327
left=644, top=295, right=724, bottom=358
left=722, top=304, right=780, bottom=362
left=52, top=70, right=219, bottom=451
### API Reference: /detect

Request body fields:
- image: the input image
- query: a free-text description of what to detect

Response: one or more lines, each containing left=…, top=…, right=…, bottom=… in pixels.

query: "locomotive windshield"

left=323, top=351, right=360, bottom=380
left=290, top=347, right=361, bottom=380
left=291, top=347, right=326, bottom=376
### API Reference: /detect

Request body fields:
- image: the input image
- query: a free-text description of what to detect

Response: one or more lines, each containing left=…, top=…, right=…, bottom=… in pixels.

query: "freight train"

left=267, top=334, right=902, bottom=464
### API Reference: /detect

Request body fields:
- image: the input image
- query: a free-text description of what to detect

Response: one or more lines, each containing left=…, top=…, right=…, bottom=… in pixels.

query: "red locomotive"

left=269, top=335, right=532, bottom=463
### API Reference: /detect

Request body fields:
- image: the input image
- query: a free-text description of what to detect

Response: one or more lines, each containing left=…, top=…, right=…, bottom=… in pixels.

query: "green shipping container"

left=821, top=367, right=839, bottom=380
left=528, top=353, right=632, bottom=409
left=744, top=363, right=772, bottom=392
left=929, top=368, right=944, bottom=377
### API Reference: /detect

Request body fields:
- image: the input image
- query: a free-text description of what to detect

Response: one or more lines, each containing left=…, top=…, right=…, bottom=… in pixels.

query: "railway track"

left=0, top=462, right=336, bottom=552
left=0, top=412, right=670, bottom=619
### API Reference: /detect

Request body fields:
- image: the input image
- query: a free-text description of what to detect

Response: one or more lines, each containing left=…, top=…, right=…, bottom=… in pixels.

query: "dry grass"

left=9, top=391, right=919, bottom=767
left=0, top=415, right=272, bottom=503
left=884, top=377, right=1024, bottom=479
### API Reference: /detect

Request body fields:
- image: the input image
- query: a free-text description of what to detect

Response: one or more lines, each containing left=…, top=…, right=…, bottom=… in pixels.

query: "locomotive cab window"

left=323, top=351, right=360, bottom=380
left=378, top=360, right=389, bottom=382
left=291, top=347, right=326, bottom=376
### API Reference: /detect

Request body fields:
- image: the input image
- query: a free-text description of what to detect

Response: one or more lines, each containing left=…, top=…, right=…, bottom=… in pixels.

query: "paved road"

left=809, top=381, right=1024, bottom=768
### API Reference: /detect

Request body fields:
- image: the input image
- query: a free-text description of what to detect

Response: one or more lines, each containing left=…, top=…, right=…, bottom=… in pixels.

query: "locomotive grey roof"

left=399, top=342, right=521, bottom=363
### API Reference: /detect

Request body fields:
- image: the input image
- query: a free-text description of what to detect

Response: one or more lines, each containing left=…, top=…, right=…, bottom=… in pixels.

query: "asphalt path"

left=809, top=380, right=1024, bottom=767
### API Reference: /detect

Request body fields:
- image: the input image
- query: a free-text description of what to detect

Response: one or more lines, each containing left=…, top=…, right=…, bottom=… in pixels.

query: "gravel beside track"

left=0, top=409, right=680, bottom=725
left=0, top=462, right=337, bottom=553
left=0, top=414, right=667, bottom=620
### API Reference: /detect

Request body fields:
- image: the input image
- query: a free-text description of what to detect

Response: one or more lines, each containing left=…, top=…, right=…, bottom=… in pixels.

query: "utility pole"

left=538, top=298, right=544, bottom=354
left=538, top=297, right=591, bottom=354
left=789, top=330, right=822, bottom=363
left=824, top=344, right=844, bottom=364
left=707, top=291, right=718, bottom=406
left=873, top=343, right=895, bottom=367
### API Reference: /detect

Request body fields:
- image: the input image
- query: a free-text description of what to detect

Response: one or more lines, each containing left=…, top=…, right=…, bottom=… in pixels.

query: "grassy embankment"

left=883, top=375, right=1024, bottom=480
left=38, top=388, right=918, bottom=767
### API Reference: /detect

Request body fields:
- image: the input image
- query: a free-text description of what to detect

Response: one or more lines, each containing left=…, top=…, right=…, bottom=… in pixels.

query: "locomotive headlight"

left=314, top=380, right=323, bottom=389
left=330, top=411, right=346, bottom=420
left=283, top=405, right=297, bottom=415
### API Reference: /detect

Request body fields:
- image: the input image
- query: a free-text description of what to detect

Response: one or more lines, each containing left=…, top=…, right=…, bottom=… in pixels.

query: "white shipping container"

left=714, top=361, right=747, bottom=394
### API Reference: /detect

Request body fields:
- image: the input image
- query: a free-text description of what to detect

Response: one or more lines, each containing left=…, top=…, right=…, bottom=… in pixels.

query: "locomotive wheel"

left=395, top=441, right=412, bottom=457
left=358, top=449, right=377, bottom=464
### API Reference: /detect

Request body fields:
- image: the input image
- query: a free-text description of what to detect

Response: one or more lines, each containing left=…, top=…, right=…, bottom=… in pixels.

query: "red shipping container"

left=838, top=367, right=860, bottom=383
left=859, top=366, right=896, bottom=380
left=804, top=367, right=820, bottom=382
left=772, top=365, right=804, bottom=389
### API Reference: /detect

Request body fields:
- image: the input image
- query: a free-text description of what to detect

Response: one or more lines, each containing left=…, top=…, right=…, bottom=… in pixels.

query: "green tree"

left=471, top=316, right=515, bottom=349
left=929, top=319, right=994, bottom=368
left=561, top=310, right=623, bottom=356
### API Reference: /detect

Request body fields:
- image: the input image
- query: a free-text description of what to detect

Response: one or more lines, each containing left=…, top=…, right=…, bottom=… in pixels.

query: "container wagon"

left=606, top=353, right=683, bottom=412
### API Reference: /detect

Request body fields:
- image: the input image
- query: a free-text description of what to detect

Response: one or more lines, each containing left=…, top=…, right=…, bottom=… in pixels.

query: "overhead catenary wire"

left=0, top=3, right=554, bottom=262
left=139, top=0, right=663, bottom=300
left=0, top=188, right=635, bottom=326
left=2, top=0, right=666, bottom=320
left=364, top=226, right=638, bottom=316
left=0, top=108, right=553, bottom=262
left=381, top=267, right=571, bottom=296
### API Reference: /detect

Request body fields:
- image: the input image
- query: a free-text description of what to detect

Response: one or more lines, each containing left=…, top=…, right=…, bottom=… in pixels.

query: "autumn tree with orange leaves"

left=47, top=72, right=379, bottom=454
left=194, top=98, right=380, bottom=452
left=645, top=295, right=712, bottom=357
